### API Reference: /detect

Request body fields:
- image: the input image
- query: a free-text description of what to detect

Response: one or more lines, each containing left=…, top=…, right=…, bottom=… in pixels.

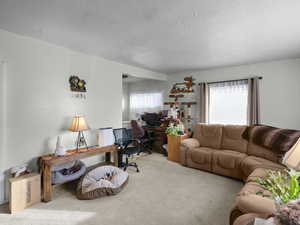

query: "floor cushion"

left=77, top=165, right=129, bottom=200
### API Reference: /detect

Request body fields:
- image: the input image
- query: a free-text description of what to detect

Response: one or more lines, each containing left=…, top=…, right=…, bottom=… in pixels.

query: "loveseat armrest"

left=181, top=138, right=200, bottom=149
left=180, top=138, right=200, bottom=166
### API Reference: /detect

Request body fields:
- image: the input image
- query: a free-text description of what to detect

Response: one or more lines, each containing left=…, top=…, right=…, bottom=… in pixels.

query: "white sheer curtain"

left=208, top=80, right=248, bottom=125
left=129, top=92, right=163, bottom=119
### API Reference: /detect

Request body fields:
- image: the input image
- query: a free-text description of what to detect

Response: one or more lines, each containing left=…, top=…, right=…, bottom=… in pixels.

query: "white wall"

left=167, top=58, right=300, bottom=130
left=0, top=29, right=167, bottom=203
left=122, top=82, right=130, bottom=121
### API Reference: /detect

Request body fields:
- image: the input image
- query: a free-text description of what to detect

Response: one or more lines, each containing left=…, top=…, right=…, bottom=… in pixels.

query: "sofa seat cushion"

left=190, top=147, right=215, bottom=164
left=222, top=125, right=248, bottom=153
left=240, top=156, right=284, bottom=178
left=212, top=150, right=247, bottom=179
left=186, top=147, right=216, bottom=172
left=213, top=150, right=247, bottom=169
left=194, top=123, right=223, bottom=149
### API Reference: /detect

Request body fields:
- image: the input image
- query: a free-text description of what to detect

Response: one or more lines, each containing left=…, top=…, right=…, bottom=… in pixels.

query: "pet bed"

left=76, top=165, right=129, bottom=200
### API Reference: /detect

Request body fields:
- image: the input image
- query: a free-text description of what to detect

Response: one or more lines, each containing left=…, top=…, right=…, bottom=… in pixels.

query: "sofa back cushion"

left=248, top=142, right=279, bottom=163
left=221, top=125, right=248, bottom=153
left=194, top=123, right=223, bottom=149
left=247, top=128, right=279, bottom=163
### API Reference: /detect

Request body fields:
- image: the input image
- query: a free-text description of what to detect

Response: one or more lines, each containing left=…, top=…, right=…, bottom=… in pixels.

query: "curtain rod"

left=198, top=76, right=262, bottom=85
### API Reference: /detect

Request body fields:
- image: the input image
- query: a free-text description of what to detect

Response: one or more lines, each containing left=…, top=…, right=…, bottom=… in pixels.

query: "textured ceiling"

left=0, top=0, right=300, bottom=74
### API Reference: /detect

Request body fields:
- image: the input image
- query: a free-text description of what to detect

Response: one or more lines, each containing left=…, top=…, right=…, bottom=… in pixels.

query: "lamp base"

left=76, top=131, right=88, bottom=151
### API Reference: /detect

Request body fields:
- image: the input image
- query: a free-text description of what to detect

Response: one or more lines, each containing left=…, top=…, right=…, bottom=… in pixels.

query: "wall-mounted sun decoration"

left=69, top=76, right=87, bottom=92
left=69, top=76, right=87, bottom=99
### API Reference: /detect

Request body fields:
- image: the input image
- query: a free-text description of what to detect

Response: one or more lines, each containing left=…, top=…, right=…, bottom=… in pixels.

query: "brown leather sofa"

left=180, top=124, right=285, bottom=225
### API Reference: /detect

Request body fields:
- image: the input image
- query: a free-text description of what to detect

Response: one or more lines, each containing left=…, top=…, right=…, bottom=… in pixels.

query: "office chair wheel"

left=136, top=168, right=140, bottom=172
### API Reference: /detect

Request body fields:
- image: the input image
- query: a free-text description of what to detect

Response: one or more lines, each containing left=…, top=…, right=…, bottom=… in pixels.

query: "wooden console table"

left=39, top=145, right=118, bottom=202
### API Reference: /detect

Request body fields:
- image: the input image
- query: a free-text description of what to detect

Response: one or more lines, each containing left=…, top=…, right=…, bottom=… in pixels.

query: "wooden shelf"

left=164, top=102, right=196, bottom=105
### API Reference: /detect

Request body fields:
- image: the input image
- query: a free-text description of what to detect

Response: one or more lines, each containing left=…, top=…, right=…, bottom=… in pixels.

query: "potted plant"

left=165, top=124, right=181, bottom=136
left=256, top=169, right=300, bottom=225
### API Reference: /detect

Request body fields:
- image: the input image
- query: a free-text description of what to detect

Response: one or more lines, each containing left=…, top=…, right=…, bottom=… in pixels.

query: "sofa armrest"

left=181, top=138, right=200, bottom=149
left=180, top=138, right=200, bottom=166
left=236, top=194, right=276, bottom=216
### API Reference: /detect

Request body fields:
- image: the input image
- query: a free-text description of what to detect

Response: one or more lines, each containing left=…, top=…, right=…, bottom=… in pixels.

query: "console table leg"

left=42, top=164, right=52, bottom=202
left=105, top=152, right=111, bottom=163
left=113, top=150, right=118, bottom=167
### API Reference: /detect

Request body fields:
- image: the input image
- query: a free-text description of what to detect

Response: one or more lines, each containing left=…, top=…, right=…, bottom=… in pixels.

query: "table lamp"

left=69, top=115, right=89, bottom=151
left=282, top=137, right=300, bottom=170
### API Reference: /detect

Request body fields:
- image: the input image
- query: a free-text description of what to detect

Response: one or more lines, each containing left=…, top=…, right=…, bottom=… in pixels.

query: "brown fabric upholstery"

left=237, top=181, right=271, bottom=197
left=212, top=150, right=247, bottom=179
left=240, top=156, right=284, bottom=178
left=179, top=124, right=290, bottom=225
left=195, top=123, right=223, bottom=149
left=222, top=125, right=248, bottom=153
left=180, top=145, right=188, bottom=166
left=242, top=125, right=300, bottom=155
left=246, top=167, right=284, bottom=183
left=247, top=141, right=279, bottom=163
left=186, top=147, right=216, bottom=172
left=236, top=194, right=276, bottom=215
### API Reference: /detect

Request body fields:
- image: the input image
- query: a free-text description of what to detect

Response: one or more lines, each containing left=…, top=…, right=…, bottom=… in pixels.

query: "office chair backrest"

left=131, top=120, right=145, bottom=138
left=113, top=128, right=130, bottom=145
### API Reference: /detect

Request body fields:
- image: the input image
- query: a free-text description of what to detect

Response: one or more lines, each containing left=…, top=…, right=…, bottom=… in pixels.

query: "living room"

left=0, top=1, right=300, bottom=225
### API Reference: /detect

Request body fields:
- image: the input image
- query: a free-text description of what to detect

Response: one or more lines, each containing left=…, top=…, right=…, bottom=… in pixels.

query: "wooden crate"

left=9, top=173, right=41, bottom=213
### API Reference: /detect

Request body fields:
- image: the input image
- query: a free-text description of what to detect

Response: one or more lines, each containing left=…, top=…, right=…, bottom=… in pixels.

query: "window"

left=208, top=80, right=248, bottom=125
left=129, top=92, right=163, bottom=119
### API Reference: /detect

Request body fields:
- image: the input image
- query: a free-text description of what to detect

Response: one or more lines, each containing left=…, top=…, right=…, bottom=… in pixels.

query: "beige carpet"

left=0, top=153, right=243, bottom=225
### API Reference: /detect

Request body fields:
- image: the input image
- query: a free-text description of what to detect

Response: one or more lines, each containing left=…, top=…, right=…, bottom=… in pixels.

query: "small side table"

left=9, top=173, right=41, bottom=213
left=167, top=134, right=188, bottom=163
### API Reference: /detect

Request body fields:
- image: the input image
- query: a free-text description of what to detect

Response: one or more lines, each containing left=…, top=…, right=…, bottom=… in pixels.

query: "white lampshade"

left=282, top=137, right=300, bottom=170
left=69, top=116, right=89, bottom=132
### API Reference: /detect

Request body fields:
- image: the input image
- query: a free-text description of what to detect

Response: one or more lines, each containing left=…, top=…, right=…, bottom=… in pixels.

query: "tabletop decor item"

left=54, top=135, right=67, bottom=156
left=69, top=115, right=90, bottom=151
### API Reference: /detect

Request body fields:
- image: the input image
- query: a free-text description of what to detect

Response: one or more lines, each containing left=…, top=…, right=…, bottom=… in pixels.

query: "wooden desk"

left=144, top=126, right=167, bottom=155
left=39, top=145, right=118, bottom=202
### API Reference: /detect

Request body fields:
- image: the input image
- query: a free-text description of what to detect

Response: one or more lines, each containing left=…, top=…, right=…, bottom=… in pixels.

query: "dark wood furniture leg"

left=113, top=150, right=119, bottom=167
left=42, top=163, right=52, bottom=202
left=105, top=152, right=111, bottom=164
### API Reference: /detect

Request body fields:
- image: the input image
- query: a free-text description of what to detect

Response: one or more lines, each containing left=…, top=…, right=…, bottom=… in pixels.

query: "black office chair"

left=113, top=128, right=140, bottom=172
